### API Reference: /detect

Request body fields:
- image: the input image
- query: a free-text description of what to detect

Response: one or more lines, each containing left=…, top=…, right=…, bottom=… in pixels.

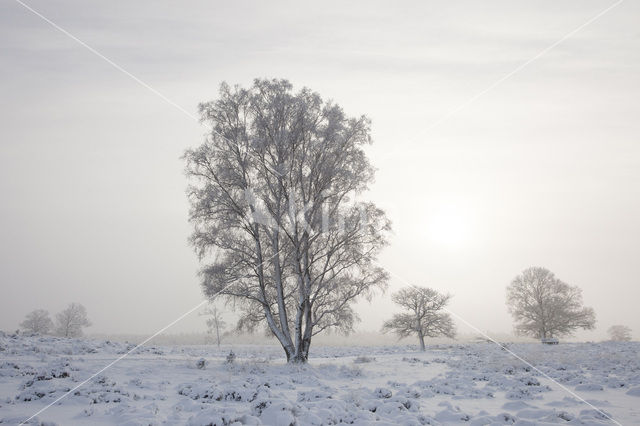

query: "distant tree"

left=184, top=79, right=390, bottom=362
left=382, top=286, right=456, bottom=351
left=20, top=309, right=53, bottom=335
left=608, top=325, right=632, bottom=342
left=203, top=305, right=226, bottom=347
left=55, top=303, right=91, bottom=338
left=506, top=267, right=596, bottom=340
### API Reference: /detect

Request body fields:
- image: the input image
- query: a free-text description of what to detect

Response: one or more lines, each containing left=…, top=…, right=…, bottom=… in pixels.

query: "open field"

left=1, top=334, right=639, bottom=425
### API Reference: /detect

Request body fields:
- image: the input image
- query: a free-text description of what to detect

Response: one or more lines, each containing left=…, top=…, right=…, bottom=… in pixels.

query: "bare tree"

left=506, top=267, right=596, bottom=340
left=203, top=305, right=226, bottom=346
left=608, top=325, right=632, bottom=342
left=20, top=309, right=53, bottom=335
left=184, top=79, right=390, bottom=362
left=55, top=303, right=91, bottom=338
left=382, top=286, right=456, bottom=351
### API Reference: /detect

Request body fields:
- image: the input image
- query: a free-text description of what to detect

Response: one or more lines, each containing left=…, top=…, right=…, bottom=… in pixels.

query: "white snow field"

left=1, top=333, right=639, bottom=425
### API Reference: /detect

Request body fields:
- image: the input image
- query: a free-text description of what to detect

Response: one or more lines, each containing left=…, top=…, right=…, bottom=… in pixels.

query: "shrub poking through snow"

left=374, top=387, right=393, bottom=398
left=195, top=358, right=207, bottom=370
left=353, top=356, right=375, bottom=364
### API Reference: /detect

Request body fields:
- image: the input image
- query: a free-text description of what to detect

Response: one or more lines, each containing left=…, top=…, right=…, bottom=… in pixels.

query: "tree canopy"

left=506, top=267, right=595, bottom=340
left=55, top=303, right=91, bottom=338
left=20, top=309, right=53, bottom=335
left=184, top=79, right=390, bottom=362
left=383, top=286, right=455, bottom=350
left=608, top=325, right=632, bottom=342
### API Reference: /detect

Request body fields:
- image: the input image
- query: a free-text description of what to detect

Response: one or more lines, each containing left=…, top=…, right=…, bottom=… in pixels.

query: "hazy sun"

left=428, top=205, right=469, bottom=248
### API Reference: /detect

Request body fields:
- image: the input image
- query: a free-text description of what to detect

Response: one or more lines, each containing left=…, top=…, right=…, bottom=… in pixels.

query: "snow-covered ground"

left=1, top=333, right=639, bottom=425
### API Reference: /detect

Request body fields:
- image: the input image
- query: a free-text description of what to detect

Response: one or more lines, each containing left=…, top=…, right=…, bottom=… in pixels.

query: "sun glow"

left=428, top=205, right=470, bottom=248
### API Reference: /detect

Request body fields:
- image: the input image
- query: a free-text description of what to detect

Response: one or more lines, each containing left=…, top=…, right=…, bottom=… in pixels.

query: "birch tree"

left=184, top=79, right=390, bottom=362
left=382, top=286, right=455, bottom=351
left=506, top=267, right=596, bottom=340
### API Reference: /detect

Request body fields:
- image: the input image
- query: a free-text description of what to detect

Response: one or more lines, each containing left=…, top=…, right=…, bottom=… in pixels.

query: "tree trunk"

left=253, top=222, right=295, bottom=360
left=290, top=350, right=307, bottom=363
left=271, top=234, right=293, bottom=347
left=290, top=299, right=310, bottom=363
left=418, top=333, right=426, bottom=351
left=290, top=243, right=308, bottom=363
left=289, top=285, right=314, bottom=363
left=299, top=299, right=314, bottom=361
left=292, top=284, right=305, bottom=362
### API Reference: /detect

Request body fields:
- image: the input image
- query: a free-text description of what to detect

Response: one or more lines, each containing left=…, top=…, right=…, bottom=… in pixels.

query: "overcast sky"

left=1, top=0, right=638, bottom=340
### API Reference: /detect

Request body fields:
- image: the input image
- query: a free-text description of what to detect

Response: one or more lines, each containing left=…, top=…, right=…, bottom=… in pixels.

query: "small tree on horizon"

left=20, top=309, right=54, bottom=335
left=383, top=286, right=456, bottom=351
left=608, top=325, right=632, bottom=342
left=203, top=305, right=227, bottom=347
left=506, top=267, right=596, bottom=340
left=55, top=303, right=91, bottom=338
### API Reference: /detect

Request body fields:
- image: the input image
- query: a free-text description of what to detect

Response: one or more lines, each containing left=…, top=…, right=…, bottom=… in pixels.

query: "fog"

left=1, top=0, right=638, bottom=341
